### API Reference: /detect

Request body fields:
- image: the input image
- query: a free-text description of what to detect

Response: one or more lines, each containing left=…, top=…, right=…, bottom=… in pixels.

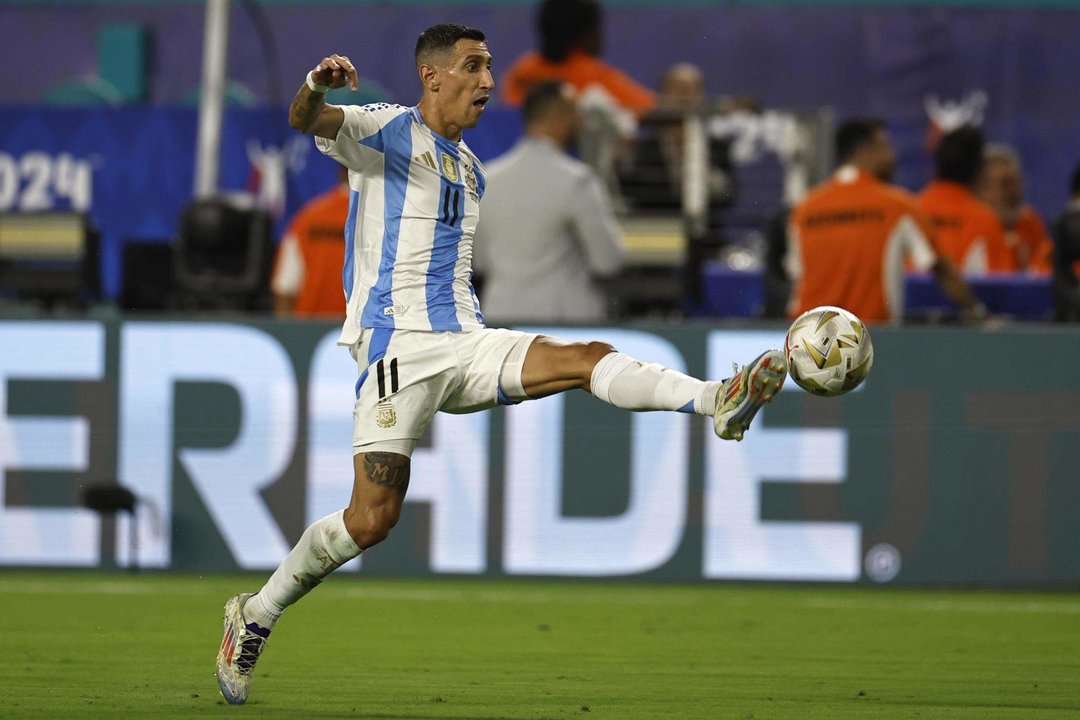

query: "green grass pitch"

left=1, top=572, right=1078, bottom=719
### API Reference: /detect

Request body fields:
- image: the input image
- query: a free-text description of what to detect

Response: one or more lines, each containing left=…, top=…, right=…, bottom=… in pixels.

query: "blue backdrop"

left=1, top=2, right=1079, bottom=298
left=0, top=106, right=522, bottom=299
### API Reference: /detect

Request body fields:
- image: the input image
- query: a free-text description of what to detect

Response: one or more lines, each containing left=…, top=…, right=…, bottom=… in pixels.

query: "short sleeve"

left=271, top=233, right=305, bottom=296
left=784, top=220, right=803, bottom=281
left=314, top=103, right=408, bottom=171
left=897, top=214, right=937, bottom=271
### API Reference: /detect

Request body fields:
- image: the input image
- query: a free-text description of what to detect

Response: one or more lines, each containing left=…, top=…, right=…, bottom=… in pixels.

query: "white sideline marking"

left=0, top=580, right=699, bottom=607
left=1, top=580, right=1077, bottom=614
left=327, top=586, right=702, bottom=607
left=798, top=596, right=1080, bottom=615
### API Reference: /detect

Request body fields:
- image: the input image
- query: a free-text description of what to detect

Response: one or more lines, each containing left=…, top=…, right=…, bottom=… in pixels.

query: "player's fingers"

left=311, top=57, right=334, bottom=83
left=337, top=55, right=358, bottom=90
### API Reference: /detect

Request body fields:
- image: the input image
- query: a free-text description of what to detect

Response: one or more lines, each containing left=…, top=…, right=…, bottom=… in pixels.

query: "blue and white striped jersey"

left=316, top=103, right=487, bottom=344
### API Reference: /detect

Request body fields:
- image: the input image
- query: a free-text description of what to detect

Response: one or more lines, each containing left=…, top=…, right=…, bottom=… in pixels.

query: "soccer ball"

left=785, top=306, right=873, bottom=397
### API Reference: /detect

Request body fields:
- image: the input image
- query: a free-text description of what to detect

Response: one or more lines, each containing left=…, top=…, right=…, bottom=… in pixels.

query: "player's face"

left=984, top=159, right=1024, bottom=211
left=436, top=39, right=494, bottom=130
left=868, top=129, right=897, bottom=182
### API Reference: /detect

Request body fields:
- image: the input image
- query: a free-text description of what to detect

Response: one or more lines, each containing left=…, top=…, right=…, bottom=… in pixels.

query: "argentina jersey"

left=316, top=103, right=487, bottom=344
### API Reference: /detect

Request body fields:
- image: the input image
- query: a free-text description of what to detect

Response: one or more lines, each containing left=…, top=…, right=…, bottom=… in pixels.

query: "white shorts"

left=349, top=327, right=537, bottom=455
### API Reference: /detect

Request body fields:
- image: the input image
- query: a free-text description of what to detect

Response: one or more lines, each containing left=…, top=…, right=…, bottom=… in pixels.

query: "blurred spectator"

left=787, top=118, right=984, bottom=324
left=980, top=144, right=1052, bottom=274
left=616, top=63, right=735, bottom=306
left=1052, top=164, right=1080, bottom=321
left=270, top=168, right=349, bottom=318
left=500, top=0, right=655, bottom=116
left=763, top=207, right=792, bottom=318
left=918, top=126, right=1013, bottom=273
left=618, top=63, right=734, bottom=213
left=473, top=81, right=625, bottom=323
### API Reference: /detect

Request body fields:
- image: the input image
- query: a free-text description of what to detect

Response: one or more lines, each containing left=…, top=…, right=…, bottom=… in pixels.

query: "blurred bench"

left=699, top=263, right=1054, bottom=320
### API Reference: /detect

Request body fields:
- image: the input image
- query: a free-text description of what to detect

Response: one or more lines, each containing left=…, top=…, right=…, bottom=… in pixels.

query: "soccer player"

left=215, top=24, right=787, bottom=705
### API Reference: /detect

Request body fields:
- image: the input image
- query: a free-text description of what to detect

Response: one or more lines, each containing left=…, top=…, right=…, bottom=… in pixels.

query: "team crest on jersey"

left=440, top=152, right=459, bottom=183
left=375, top=400, right=397, bottom=429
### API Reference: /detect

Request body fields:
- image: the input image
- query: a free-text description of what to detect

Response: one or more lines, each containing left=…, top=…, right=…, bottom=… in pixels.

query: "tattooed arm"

left=288, top=53, right=358, bottom=139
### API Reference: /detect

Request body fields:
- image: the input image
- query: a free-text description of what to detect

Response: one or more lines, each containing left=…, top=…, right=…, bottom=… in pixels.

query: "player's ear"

left=418, top=63, right=439, bottom=92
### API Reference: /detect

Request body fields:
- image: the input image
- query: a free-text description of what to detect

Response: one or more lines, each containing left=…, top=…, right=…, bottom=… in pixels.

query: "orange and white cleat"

left=713, top=349, right=787, bottom=441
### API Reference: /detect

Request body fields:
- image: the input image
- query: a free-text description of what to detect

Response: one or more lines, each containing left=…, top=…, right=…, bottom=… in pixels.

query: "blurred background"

left=0, top=0, right=1078, bottom=587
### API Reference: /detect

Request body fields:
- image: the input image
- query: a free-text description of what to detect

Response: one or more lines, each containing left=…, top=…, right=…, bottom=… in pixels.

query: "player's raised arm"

left=288, top=54, right=358, bottom=139
left=931, top=256, right=989, bottom=323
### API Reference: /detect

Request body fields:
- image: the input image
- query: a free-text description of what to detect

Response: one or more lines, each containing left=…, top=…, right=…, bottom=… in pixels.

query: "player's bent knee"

left=342, top=504, right=400, bottom=550
left=585, top=341, right=617, bottom=361
left=580, top=341, right=617, bottom=375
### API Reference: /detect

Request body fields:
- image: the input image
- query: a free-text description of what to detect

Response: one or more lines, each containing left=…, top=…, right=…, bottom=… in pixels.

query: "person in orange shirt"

left=500, top=0, right=655, bottom=116
left=271, top=169, right=350, bottom=318
left=787, top=118, right=983, bottom=324
left=980, top=144, right=1053, bottom=274
left=918, top=126, right=1013, bottom=274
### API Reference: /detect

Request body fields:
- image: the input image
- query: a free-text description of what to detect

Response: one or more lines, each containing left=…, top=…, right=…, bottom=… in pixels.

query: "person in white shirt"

left=473, top=80, right=625, bottom=322
left=215, top=24, right=788, bottom=705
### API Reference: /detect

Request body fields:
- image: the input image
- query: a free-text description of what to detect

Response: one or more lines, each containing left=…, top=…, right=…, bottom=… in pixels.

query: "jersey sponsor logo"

left=440, top=152, right=459, bottom=183
left=415, top=151, right=437, bottom=171
left=804, top=207, right=886, bottom=228
left=382, top=304, right=407, bottom=316
left=930, top=214, right=963, bottom=229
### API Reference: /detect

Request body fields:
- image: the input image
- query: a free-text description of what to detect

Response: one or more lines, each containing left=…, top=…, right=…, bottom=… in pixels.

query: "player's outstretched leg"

left=215, top=451, right=409, bottom=704
left=515, top=337, right=786, bottom=441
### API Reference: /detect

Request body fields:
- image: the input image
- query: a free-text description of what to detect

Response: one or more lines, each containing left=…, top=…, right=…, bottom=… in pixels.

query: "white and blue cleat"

left=215, top=592, right=270, bottom=705
left=713, top=349, right=787, bottom=441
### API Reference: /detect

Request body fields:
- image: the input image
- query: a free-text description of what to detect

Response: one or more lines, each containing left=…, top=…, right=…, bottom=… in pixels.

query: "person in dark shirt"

left=1052, top=163, right=1080, bottom=321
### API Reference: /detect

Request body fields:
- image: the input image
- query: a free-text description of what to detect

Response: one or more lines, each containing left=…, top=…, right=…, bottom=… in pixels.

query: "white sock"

left=244, top=509, right=361, bottom=630
left=590, top=352, right=722, bottom=416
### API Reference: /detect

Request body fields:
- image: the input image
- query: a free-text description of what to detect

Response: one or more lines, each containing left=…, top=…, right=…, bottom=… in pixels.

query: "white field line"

left=0, top=580, right=698, bottom=607
left=798, top=595, right=1080, bottom=615
left=0, top=580, right=1078, bottom=614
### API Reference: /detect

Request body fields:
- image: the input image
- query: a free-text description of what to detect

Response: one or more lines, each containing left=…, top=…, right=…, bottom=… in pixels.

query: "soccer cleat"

left=713, top=349, right=787, bottom=441
left=215, top=592, right=270, bottom=705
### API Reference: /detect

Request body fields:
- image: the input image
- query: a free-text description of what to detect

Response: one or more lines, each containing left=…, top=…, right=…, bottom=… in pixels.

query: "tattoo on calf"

left=363, top=452, right=411, bottom=490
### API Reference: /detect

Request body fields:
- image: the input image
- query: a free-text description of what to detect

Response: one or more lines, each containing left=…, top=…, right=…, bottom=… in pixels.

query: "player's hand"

left=311, top=54, right=358, bottom=91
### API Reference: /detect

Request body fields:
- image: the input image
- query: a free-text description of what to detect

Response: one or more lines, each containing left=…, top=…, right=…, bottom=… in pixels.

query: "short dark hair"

left=415, top=24, right=485, bottom=66
left=523, top=80, right=570, bottom=125
left=835, top=118, right=886, bottom=165
left=538, top=0, right=601, bottom=63
left=935, top=125, right=985, bottom=185
left=1071, top=163, right=1080, bottom=197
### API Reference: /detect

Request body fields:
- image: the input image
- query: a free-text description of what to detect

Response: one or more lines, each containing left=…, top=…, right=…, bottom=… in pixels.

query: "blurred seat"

left=174, top=196, right=273, bottom=311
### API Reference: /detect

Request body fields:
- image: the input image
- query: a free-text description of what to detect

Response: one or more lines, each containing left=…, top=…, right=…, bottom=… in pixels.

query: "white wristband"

left=306, top=70, right=329, bottom=94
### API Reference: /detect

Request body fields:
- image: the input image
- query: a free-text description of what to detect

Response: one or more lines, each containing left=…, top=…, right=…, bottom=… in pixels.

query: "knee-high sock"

left=244, top=510, right=360, bottom=629
left=590, top=352, right=722, bottom=416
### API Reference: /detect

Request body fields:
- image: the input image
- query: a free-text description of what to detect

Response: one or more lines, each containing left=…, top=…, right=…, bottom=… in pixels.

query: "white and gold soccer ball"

left=784, top=306, right=873, bottom=397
